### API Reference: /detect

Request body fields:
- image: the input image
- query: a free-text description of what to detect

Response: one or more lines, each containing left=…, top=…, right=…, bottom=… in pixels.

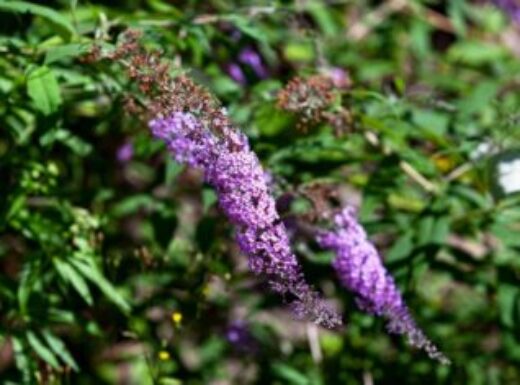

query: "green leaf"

left=431, top=216, right=451, bottom=244
left=147, top=0, right=182, bottom=15
left=26, top=331, right=60, bottom=369
left=386, top=231, right=414, bottom=263
left=448, top=0, right=467, bottom=36
left=458, top=81, right=498, bottom=116
left=202, top=188, right=217, bottom=213
left=6, top=194, right=26, bottom=221
left=272, top=362, right=309, bottom=385
left=0, top=1, right=75, bottom=38
left=44, top=43, right=92, bottom=65
left=283, top=42, right=315, bottom=62
left=498, top=284, right=519, bottom=328
left=42, top=330, right=79, bottom=371
left=26, top=66, right=62, bottom=116
left=448, top=41, right=507, bottom=65
left=452, top=185, right=491, bottom=208
left=223, top=15, right=267, bottom=43
left=412, top=109, right=449, bottom=137
left=17, top=260, right=39, bottom=316
left=53, top=258, right=93, bottom=305
left=40, top=128, right=92, bottom=155
left=12, top=336, right=33, bottom=384
left=111, top=195, right=165, bottom=217
left=307, top=3, right=338, bottom=36
left=417, top=216, right=435, bottom=246
left=491, top=222, right=520, bottom=247
left=255, top=103, right=293, bottom=137
left=69, top=257, right=131, bottom=313
left=159, top=379, right=182, bottom=385
left=48, top=308, right=77, bottom=324
left=5, top=107, right=36, bottom=144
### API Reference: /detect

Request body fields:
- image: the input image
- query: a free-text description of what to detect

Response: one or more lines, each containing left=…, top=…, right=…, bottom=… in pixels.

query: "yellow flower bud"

left=158, top=351, right=170, bottom=360
left=172, top=311, right=182, bottom=325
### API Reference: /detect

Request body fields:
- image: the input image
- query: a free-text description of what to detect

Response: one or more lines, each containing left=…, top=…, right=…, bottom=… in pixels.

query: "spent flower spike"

left=149, top=112, right=341, bottom=328
left=317, top=206, right=450, bottom=363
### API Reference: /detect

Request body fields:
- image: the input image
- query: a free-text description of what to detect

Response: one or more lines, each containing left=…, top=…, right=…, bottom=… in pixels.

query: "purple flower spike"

left=149, top=112, right=341, bottom=328
left=238, top=47, right=268, bottom=79
left=317, top=206, right=449, bottom=363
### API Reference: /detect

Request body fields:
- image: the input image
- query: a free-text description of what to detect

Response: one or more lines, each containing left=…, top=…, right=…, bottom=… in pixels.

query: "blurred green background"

left=1, top=0, right=520, bottom=384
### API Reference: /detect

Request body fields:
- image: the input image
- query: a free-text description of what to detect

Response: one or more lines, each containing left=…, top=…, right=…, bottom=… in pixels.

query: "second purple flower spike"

left=317, top=206, right=450, bottom=363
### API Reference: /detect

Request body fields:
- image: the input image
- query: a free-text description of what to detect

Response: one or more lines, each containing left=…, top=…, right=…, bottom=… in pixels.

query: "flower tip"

left=290, top=292, right=342, bottom=329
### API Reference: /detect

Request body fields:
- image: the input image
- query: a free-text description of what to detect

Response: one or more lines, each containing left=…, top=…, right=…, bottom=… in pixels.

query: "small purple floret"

left=116, top=142, right=134, bottom=163
left=149, top=112, right=341, bottom=328
left=225, top=321, right=257, bottom=353
left=317, top=206, right=449, bottom=363
left=238, top=47, right=268, bottom=79
left=226, top=63, right=247, bottom=85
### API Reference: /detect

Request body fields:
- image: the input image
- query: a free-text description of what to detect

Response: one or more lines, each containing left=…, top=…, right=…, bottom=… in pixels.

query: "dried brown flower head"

left=277, top=74, right=352, bottom=135
left=277, top=75, right=335, bottom=126
left=88, top=30, right=236, bottom=141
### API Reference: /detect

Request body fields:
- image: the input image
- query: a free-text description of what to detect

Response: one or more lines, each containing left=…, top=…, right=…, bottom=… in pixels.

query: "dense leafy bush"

left=1, top=1, right=520, bottom=384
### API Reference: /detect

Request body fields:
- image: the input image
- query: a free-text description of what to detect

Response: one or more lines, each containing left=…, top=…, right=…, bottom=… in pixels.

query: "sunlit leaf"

left=26, top=66, right=62, bottom=116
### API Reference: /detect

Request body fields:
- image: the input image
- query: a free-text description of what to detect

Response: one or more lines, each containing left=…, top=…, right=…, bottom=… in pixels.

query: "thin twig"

left=306, top=323, right=323, bottom=364
left=400, top=160, right=439, bottom=193
left=445, top=162, right=472, bottom=181
left=363, top=371, right=374, bottom=385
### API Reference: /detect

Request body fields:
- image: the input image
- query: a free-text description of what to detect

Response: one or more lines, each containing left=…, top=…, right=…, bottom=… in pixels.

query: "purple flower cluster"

left=493, top=0, right=520, bottom=25
left=317, top=206, right=449, bottom=363
left=149, top=112, right=341, bottom=328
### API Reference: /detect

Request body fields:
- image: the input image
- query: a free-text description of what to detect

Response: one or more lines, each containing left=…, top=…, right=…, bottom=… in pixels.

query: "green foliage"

left=0, top=0, right=519, bottom=384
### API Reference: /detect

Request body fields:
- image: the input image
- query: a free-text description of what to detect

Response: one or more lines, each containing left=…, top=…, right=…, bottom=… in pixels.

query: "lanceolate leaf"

left=44, top=43, right=92, bottom=65
left=69, top=257, right=131, bottom=313
left=53, top=258, right=93, bottom=305
left=42, top=330, right=79, bottom=371
left=17, top=260, right=40, bottom=317
left=26, top=331, right=60, bottom=369
left=11, top=337, right=33, bottom=384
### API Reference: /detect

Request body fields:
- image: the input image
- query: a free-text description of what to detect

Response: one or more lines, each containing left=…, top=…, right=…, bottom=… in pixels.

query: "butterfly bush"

left=149, top=112, right=341, bottom=328
left=317, top=206, right=449, bottom=363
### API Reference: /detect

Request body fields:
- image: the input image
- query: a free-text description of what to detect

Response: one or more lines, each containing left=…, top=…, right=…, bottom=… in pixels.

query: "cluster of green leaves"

left=0, top=0, right=520, bottom=384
